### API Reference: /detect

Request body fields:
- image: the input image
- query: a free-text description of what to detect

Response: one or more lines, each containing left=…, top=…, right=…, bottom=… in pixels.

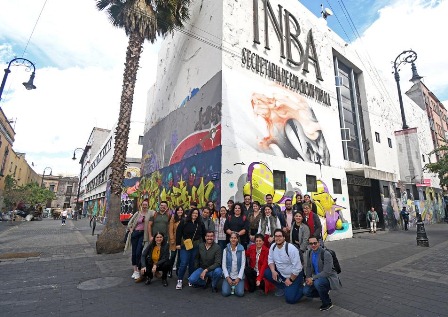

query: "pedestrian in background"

left=61, top=207, right=68, bottom=226
left=367, top=207, right=379, bottom=233
left=400, top=207, right=410, bottom=231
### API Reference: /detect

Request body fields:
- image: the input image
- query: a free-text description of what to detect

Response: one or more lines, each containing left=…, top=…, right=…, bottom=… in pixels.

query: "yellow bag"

left=183, top=238, right=193, bottom=250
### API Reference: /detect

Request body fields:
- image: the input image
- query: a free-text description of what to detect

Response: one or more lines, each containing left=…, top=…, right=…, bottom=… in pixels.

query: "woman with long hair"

left=140, top=232, right=171, bottom=286
left=222, top=232, right=246, bottom=297
left=125, top=199, right=152, bottom=280
left=175, top=208, right=206, bottom=290
left=214, top=206, right=228, bottom=250
left=257, top=205, right=281, bottom=248
left=245, top=233, right=269, bottom=292
left=168, top=206, right=184, bottom=277
left=290, top=212, right=310, bottom=255
left=248, top=201, right=262, bottom=244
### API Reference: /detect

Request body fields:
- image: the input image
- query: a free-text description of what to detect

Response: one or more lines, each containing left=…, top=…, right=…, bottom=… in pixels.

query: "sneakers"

left=131, top=271, right=139, bottom=279
left=176, top=280, right=183, bottom=290
left=320, top=303, right=333, bottom=311
left=162, top=279, right=168, bottom=287
left=188, top=282, right=193, bottom=287
left=145, top=277, right=152, bottom=285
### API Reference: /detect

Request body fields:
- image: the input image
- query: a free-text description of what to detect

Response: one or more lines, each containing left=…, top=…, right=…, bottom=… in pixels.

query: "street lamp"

left=392, top=50, right=422, bottom=130
left=0, top=57, right=37, bottom=101
left=41, top=167, right=52, bottom=187
left=72, top=148, right=84, bottom=215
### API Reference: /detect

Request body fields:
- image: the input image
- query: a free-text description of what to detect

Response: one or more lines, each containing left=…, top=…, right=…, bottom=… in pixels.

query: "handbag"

left=183, top=223, right=199, bottom=251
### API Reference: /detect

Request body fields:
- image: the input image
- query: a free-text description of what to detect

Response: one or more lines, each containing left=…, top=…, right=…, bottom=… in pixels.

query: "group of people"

left=124, top=193, right=341, bottom=311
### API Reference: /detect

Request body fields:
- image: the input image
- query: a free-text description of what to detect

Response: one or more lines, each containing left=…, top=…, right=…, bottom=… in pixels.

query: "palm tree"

left=96, top=0, right=191, bottom=254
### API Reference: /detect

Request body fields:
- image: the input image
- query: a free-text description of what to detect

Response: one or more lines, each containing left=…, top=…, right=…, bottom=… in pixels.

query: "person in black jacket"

left=175, top=208, right=206, bottom=290
left=140, top=232, right=171, bottom=287
left=224, top=203, right=250, bottom=249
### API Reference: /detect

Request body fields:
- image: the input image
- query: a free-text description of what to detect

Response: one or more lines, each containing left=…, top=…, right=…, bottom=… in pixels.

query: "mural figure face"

left=189, top=166, right=197, bottom=186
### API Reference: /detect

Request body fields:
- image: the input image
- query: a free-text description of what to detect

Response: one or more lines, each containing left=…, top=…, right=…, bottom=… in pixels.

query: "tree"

left=423, top=145, right=448, bottom=187
left=3, top=177, right=55, bottom=211
left=96, top=0, right=191, bottom=253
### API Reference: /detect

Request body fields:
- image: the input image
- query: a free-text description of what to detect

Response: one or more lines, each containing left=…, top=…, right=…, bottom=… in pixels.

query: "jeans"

left=222, top=277, right=245, bottom=297
left=130, top=230, right=144, bottom=267
left=370, top=221, right=377, bottom=232
left=177, top=245, right=199, bottom=280
left=264, top=269, right=304, bottom=304
left=303, top=277, right=332, bottom=306
left=169, top=250, right=179, bottom=271
left=188, top=267, right=223, bottom=288
left=61, top=216, right=66, bottom=224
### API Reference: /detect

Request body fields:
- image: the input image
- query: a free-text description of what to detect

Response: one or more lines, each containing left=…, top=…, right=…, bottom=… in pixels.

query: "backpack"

left=315, top=247, right=341, bottom=274
left=271, top=242, right=296, bottom=257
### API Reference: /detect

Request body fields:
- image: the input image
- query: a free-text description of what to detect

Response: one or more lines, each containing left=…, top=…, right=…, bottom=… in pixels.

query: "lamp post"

left=72, top=148, right=84, bottom=217
left=0, top=57, right=37, bottom=101
left=392, top=50, right=421, bottom=130
left=41, top=167, right=52, bottom=187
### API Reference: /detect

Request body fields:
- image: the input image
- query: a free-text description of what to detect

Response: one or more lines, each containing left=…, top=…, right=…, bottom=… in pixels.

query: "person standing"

left=290, top=212, right=310, bottom=256
left=245, top=234, right=269, bottom=293
left=282, top=199, right=294, bottom=242
left=264, top=229, right=304, bottom=304
left=303, top=203, right=322, bottom=241
left=248, top=201, right=262, bottom=244
left=224, top=203, right=250, bottom=249
left=168, top=206, right=184, bottom=277
left=148, top=201, right=170, bottom=241
left=367, top=207, right=379, bottom=233
left=214, top=206, right=228, bottom=250
left=242, top=194, right=253, bottom=216
left=125, top=199, right=152, bottom=280
left=201, top=207, right=215, bottom=233
left=400, top=207, right=410, bottom=231
left=140, top=232, right=171, bottom=287
left=175, top=208, right=206, bottom=290
left=303, top=237, right=342, bottom=311
left=293, top=194, right=303, bottom=214
left=188, top=231, right=223, bottom=292
left=303, top=194, right=318, bottom=214
left=257, top=205, right=281, bottom=248
left=61, top=207, right=68, bottom=226
left=222, top=232, right=246, bottom=297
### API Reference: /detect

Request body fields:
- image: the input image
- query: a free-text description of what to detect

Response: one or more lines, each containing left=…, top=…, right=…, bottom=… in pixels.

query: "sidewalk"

left=0, top=218, right=447, bottom=317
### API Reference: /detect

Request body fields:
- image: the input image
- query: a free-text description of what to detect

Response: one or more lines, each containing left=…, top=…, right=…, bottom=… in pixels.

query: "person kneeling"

left=264, top=229, right=303, bottom=304
left=222, top=232, right=245, bottom=297
left=140, top=232, right=171, bottom=287
left=245, top=234, right=269, bottom=292
left=188, top=231, right=223, bottom=292
left=303, top=237, right=342, bottom=311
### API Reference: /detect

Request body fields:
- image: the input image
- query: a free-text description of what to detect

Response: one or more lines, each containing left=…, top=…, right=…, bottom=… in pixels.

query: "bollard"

left=416, top=212, right=429, bottom=247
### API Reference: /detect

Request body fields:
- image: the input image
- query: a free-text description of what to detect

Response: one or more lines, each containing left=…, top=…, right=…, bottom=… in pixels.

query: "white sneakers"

left=131, top=271, right=140, bottom=279
left=176, top=280, right=183, bottom=290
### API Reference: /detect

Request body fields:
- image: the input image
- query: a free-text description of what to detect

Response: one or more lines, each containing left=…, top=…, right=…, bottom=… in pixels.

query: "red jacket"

left=245, top=244, right=269, bottom=282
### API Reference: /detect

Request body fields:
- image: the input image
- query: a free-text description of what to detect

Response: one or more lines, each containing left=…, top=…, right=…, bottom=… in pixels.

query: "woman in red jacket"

left=245, top=234, right=269, bottom=292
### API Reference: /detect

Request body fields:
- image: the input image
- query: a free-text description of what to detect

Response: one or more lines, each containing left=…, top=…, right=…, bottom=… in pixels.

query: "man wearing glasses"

left=264, top=229, right=304, bottom=304
left=303, top=237, right=342, bottom=311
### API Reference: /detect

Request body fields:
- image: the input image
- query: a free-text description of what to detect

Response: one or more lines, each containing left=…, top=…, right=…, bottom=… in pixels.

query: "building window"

left=49, top=185, right=55, bottom=192
left=273, top=170, right=286, bottom=190
left=138, top=136, right=143, bottom=145
left=395, top=188, right=401, bottom=198
left=422, top=190, right=427, bottom=200
left=375, top=132, right=380, bottom=143
left=406, top=188, right=411, bottom=199
left=306, top=175, right=317, bottom=192
left=383, top=185, right=390, bottom=198
left=66, top=186, right=73, bottom=194
left=387, top=138, right=392, bottom=148
left=332, top=178, right=342, bottom=194
left=334, top=57, right=368, bottom=165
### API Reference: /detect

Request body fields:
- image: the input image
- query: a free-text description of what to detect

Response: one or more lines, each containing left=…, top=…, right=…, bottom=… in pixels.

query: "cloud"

left=354, top=0, right=448, bottom=100
left=0, top=0, right=159, bottom=176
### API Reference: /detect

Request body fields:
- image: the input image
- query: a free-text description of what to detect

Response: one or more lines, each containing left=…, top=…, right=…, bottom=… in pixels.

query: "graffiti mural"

left=251, top=92, right=330, bottom=165
left=233, top=162, right=348, bottom=240
left=138, top=147, right=221, bottom=211
left=142, top=72, right=222, bottom=174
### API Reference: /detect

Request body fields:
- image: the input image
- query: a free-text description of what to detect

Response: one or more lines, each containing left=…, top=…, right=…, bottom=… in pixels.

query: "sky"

left=0, top=0, right=447, bottom=177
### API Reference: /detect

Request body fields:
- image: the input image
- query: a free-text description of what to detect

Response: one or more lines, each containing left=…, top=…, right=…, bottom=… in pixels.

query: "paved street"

left=0, top=218, right=447, bottom=317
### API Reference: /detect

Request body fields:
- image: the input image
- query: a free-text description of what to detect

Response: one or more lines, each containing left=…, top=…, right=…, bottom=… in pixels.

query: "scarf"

left=306, top=212, right=315, bottom=236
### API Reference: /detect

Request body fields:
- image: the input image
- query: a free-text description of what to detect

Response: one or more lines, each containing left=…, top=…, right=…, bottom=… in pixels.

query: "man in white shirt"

left=264, top=229, right=304, bottom=304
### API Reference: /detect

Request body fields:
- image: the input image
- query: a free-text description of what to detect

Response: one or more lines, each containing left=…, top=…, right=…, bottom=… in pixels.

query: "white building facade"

left=140, top=0, right=442, bottom=241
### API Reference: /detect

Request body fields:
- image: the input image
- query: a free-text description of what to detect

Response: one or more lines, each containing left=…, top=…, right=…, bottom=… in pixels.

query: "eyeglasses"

left=309, top=242, right=318, bottom=246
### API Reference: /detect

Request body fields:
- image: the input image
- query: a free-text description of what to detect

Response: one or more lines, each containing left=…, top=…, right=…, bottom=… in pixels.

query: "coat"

left=290, top=222, right=310, bottom=252
left=140, top=241, right=170, bottom=269
left=123, top=209, right=154, bottom=253
left=168, top=217, right=181, bottom=251
left=245, top=244, right=269, bottom=283
left=304, top=247, right=342, bottom=290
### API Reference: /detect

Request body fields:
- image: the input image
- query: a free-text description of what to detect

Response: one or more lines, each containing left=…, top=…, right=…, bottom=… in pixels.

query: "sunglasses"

left=309, top=241, right=318, bottom=246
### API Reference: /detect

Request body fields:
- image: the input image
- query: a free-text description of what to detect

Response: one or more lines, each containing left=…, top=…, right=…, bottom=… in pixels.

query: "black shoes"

left=320, top=303, right=333, bottom=311
left=162, top=279, right=168, bottom=287
left=145, top=277, right=152, bottom=285
left=211, top=287, right=218, bottom=293
left=167, top=271, right=173, bottom=278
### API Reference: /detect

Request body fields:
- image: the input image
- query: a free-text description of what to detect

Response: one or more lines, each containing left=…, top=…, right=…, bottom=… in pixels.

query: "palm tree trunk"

left=96, top=31, right=144, bottom=254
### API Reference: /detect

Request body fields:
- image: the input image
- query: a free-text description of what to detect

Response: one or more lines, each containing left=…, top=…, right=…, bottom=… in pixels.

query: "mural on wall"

left=142, top=72, right=222, bottom=175
left=231, top=162, right=349, bottom=240
left=382, top=182, right=445, bottom=230
left=138, top=147, right=221, bottom=211
left=250, top=92, right=330, bottom=166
